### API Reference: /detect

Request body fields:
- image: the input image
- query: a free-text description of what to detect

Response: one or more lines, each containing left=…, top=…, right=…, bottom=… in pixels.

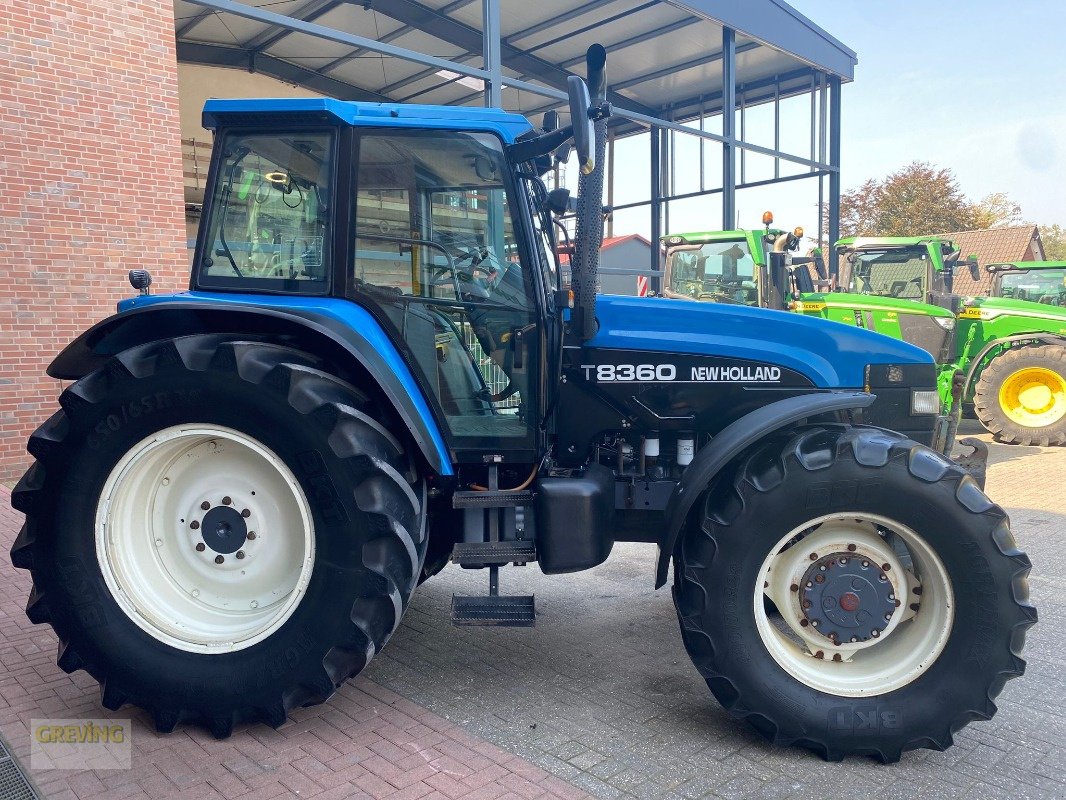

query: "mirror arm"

left=507, top=125, right=574, bottom=165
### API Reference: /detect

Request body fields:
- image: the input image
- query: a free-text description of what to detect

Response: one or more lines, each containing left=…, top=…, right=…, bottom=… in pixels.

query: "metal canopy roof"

left=174, top=0, right=855, bottom=129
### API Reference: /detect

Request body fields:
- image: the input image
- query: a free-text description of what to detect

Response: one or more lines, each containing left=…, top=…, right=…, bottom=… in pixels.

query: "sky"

left=586, top=0, right=1065, bottom=246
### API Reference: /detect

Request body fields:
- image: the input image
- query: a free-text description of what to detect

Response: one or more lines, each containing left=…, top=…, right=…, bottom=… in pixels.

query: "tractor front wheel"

left=673, top=425, right=1035, bottom=761
left=11, top=335, right=425, bottom=737
left=974, top=344, right=1066, bottom=446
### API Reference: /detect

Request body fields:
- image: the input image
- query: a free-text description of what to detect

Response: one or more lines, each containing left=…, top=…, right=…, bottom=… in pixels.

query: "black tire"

left=10, top=335, right=426, bottom=737
left=673, top=425, right=1036, bottom=762
left=973, top=344, right=1066, bottom=446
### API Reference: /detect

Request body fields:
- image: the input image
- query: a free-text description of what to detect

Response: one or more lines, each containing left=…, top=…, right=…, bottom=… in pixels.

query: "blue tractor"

left=11, top=49, right=1033, bottom=761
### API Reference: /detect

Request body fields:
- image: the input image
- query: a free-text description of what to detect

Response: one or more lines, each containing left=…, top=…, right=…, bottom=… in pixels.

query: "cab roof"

left=661, top=229, right=780, bottom=244
left=835, top=235, right=954, bottom=251
left=202, top=97, right=533, bottom=143
left=986, top=261, right=1066, bottom=272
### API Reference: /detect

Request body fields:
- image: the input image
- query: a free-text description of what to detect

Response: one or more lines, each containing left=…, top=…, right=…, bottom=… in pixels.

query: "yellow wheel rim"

left=999, top=366, right=1066, bottom=428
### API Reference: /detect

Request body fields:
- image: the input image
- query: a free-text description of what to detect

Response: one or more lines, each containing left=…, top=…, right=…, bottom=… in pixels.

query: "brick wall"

left=0, top=0, right=187, bottom=482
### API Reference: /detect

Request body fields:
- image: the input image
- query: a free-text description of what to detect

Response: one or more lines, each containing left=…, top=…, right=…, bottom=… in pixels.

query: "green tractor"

left=986, top=261, right=1066, bottom=306
left=660, top=226, right=1066, bottom=446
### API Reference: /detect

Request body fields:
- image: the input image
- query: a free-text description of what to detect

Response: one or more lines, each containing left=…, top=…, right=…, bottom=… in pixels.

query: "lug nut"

left=802, top=600, right=812, bottom=609
left=241, top=509, right=251, bottom=518
left=800, top=619, right=810, bottom=627
left=833, top=653, right=843, bottom=662
left=222, top=496, right=232, bottom=506
left=214, top=555, right=224, bottom=564
left=882, top=563, right=891, bottom=571
left=913, top=586, right=923, bottom=595
left=879, top=572, right=887, bottom=581
left=790, top=584, right=799, bottom=592
left=236, top=551, right=245, bottom=560
left=811, top=620, right=820, bottom=627
left=247, top=531, right=257, bottom=540
left=814, top=651, right=825, bottom=659
left=847, top=543, right=857, bottom=551
left=201, top=501, right=210, bottom=510
left=850, top=636, right=858, bottom=643
left=909, top=603, right=921, bottom=612
left=871, top=629, right=880, bottom=638
left=195, top=543, right=205, bottom=552
left=861, top=560, right=869, bottom=567
left=839, top=557, right=848, bottom=565
left=809, top=552, right=818, bottom=560
left=815, top=574, right=825, bottom=583
left=190, top=520, right=200, bottom=530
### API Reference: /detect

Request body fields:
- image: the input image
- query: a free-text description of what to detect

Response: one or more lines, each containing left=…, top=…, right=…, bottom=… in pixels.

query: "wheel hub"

left=800, top=552, right=896, bottom=644
left=199, top=505, right=247, bottom=554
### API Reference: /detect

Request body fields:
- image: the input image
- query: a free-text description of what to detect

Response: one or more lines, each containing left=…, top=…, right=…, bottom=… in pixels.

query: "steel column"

left=828, top=75, right=842, bottom=277
left=721, top=26, right=736, bottom=230
left=650, top=126, right=663, bottom=281
left=482, top=0, right=502, bottom=107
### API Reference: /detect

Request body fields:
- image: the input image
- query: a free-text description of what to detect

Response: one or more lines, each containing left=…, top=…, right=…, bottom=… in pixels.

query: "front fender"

left=654, top=391, right=875, bottom=588
left=48, top=299, right=453, bottom=476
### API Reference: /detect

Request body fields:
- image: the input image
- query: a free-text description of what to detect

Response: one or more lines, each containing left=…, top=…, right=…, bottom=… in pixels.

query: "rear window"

left=197, top=130, right=335, bottom=293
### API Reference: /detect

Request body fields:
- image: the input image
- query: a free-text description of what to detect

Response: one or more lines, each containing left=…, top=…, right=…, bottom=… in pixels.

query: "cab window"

left=198, top=131, right=334, bottom=292
left=665, top=240, right=756, bottom=304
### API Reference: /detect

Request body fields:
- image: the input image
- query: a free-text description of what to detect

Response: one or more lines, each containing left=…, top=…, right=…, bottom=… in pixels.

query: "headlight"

left=932, top=317, right=955, bottom=331
left=911, top=390, right=941, bottom=415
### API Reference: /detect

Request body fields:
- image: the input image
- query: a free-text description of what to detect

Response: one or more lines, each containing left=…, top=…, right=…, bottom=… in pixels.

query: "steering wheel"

left=698, top=291, right=739, bottom=304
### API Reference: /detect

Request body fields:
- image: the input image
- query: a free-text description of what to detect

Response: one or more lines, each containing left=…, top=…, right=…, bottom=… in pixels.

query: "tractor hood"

left=961, top=295, right=1066, bottom=324
left=588, top=295, right=933, bottom=389
left=801, top=292, right=954, bottom=318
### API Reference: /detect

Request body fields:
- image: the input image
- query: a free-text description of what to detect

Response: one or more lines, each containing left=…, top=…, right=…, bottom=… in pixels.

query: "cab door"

left=349, top=129, right=540, bottom=461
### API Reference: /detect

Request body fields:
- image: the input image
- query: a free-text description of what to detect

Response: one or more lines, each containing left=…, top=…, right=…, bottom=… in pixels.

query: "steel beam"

left=175, top=41, right=391, bottom=102
left=611, top=41, right=759, bottom=92
left=183, top=0, right=491, bottom=80
left=240, top=0, right=341, bottom=52
left=721, top=26, right=736, bottom=230
left=558, top=17, right=699, bottom=68
left=650, top=126, right=663, bottom=279
left=367, top=0, right=657, bottom=116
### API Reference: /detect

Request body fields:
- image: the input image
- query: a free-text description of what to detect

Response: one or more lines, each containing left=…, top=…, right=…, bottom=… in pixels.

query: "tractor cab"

left=986, top=262, right=1066, bottom=306
left=835, top=236, right=979, bottom=311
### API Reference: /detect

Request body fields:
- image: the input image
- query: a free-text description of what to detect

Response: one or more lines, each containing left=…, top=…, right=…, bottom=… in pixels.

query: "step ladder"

left=450, top=459, right=536, bottom=627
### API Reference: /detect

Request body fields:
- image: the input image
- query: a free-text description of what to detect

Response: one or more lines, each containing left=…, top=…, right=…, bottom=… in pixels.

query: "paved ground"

left=1, top=423, right=1064, bottom=799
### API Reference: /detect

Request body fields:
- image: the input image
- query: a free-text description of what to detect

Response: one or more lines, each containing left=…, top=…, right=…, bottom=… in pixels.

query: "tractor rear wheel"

left=10, top=335, right=425, bottom=737
left=974, top=344, right=1066, bottom=446
left=673, top=425, right=1035, bottom=761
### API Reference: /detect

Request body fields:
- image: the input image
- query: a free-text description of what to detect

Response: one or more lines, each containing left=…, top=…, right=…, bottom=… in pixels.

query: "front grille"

left=897, top=313, right=951, bottom=362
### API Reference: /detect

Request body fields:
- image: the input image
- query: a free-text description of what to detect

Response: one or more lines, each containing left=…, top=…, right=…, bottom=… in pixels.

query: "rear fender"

left=962, top=332, right=1066, bottom=397
left=48, top=302, right=454, bottom=476
left=654, top=391, right=875, bottom=588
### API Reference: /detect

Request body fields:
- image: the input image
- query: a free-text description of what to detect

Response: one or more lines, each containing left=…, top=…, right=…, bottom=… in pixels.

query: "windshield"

left=200, top=131, right=334, bottom=292
left=846, top=247, right=928, bottom=299
left=664, top=239, right=757, bottom=305
left=998, top=269, right=1066, bottom=305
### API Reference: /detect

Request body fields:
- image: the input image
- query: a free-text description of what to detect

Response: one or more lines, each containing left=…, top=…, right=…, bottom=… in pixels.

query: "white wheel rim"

left=95, top=424, right=315, bottom=654
left=754, top=513, right=953, bottom=696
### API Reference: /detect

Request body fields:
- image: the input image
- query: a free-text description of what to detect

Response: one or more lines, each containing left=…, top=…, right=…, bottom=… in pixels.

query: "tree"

left=837, top=162, right=977, bottom=238
left=973, top=192, right=1024, bottom=229
left=1040, top=224, right=1066, bottom=260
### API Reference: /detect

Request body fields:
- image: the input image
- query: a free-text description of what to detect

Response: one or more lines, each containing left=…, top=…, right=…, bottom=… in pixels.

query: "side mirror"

left=967, top=256, right=979, bottom=282
left=545, top=187, right=575, bottom=215
left=542, top=110, right=559, bottom=133
left=567, top=76, right=594, bottom=175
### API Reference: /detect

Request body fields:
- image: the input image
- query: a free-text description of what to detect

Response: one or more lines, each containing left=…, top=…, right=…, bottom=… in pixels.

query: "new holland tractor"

left=661, top=226, right=1066, bottom=446
left=10, top=48, right=1033, bottom=762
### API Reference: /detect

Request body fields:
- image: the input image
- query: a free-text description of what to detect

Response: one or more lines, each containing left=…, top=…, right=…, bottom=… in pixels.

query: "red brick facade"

left=0, top=1, right=187, bottom=481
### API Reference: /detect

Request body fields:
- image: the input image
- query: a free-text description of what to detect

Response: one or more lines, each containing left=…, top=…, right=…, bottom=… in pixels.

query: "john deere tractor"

left=10, top=48, right=1033, bottom=762
left=661, top=227, right=1066, bottom=446
left=836, top=238, right=1066, bottom=446
left=986, top=261, right=1066, bottom=306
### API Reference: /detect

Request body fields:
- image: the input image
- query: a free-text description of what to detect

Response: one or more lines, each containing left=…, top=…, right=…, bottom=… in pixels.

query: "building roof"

left=601, top=234, right=653, bottom=251
left=174, top=0, right=855, bottom=130
left=936, top=226, right=1044, bottom=294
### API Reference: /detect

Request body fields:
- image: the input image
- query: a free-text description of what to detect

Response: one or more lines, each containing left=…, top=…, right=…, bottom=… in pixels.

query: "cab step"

left=452, top=489, right=534, bottom=509
left=451, top=594, right=535, bottom=627
left=451, top=540, right=537, bottom=567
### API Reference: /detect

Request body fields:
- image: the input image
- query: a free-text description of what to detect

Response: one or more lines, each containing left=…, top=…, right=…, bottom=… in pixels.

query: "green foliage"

left=835, top=162, right=1026, bottom=238
left=1040, top=224, right=1066, bottom=260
